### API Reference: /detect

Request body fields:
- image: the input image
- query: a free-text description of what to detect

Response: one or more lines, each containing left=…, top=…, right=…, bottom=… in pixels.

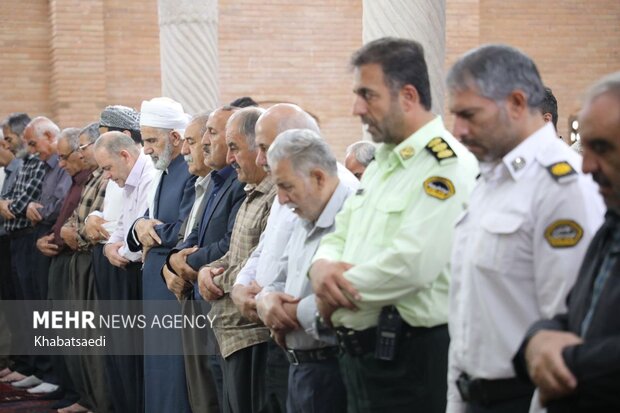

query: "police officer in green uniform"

left=309, top=37, right=479, bottom=413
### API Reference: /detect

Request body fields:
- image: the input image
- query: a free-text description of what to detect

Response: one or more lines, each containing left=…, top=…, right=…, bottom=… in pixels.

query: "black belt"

left=8, top=227, right=35, bottom=238
left=285, top=346, right=340, bottom=365
left=335, top=323, right=439, bottom=357
left=456, top=373, right=534, bottom=406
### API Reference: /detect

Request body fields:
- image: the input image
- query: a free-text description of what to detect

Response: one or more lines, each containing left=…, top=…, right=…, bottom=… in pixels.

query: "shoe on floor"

left=58, top=402, right=89, bottom=413
left=0, top=371, right=27, bottom=383
left=11, top=375, right=43, bottom=388
left=27, top=382, right=59, bottom=394
left=0, top=367, right=12, bottom=377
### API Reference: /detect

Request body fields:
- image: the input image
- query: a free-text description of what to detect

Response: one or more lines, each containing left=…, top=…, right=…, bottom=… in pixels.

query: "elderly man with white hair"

left=126, top=97, right=196, bottom=413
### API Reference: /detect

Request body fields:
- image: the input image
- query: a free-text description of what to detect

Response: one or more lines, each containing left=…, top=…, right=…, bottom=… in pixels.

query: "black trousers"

left=287, top=358, right=347, bottom=413
left=96, top=256, right=144, bottom=413
left=48, top=253, right=79, bottom=404
left=9, top=230, right=37, bottom=376
left=0, top=234, right=15, bottom=300
left=92, top=244, right=142, bottom=300
left=221, top=342, right=269, bottom=413
left=339, top=324, right=449, bottom=413
left=466, top=394, right=533, bottom=413
left=0, top=234, right=15, bottom=370
left=265, top=340, right=289, bottom=413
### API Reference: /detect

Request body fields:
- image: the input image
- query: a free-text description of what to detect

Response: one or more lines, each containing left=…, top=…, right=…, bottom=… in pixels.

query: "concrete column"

left=158, top=0, right=219, bottom=114
left=362, top=0, right=446, bottom=115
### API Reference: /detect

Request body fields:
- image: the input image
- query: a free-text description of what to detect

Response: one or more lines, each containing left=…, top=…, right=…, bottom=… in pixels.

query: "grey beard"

left=15, top=147, right=29, bottom=159
left=154, top=140, right=174, bottom=170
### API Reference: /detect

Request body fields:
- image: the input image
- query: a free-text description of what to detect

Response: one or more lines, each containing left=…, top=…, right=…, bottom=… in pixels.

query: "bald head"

left=23, top=117, right=61, bottom=161
left=94, top=131, right=141, bottom=187
left=255, top=103, right=320, bottom=171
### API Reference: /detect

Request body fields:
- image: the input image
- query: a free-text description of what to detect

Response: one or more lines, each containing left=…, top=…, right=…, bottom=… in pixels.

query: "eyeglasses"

left=58, top=149, right=76, bottom=162
left=78, top=142, right=94, bottom=152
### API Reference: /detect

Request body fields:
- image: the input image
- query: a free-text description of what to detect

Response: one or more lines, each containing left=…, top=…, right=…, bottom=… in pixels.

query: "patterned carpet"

left=0, top=382, right=58, bottom=413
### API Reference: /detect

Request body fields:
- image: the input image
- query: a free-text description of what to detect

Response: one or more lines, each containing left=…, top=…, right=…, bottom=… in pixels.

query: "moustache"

left=593, top=172, right=611, bottom=188
left=184, top=155, right=193, bottom=164
left=202, top=144, right=211, bottom=155
left=231, top=161, right=240, bottom=170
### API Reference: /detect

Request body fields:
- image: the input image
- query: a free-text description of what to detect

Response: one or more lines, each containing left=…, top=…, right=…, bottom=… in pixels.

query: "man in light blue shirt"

left=257, top=129, right=358, bottom=413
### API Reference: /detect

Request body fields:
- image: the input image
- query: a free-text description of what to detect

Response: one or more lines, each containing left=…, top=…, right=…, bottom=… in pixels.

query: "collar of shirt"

left=5, top=158, right=22, bottom=175
left=500, top=122, right=557, bottom=181
left=194, top=174, right=211, bottom=197
left=245, top=175, right=274, bottom=200
left=374, top=116, right=445, bottom=172
left=45, top=153, right=59, bottom=169
left=125, top=152, right=150, bottom=189
left=304, top=181, right=353, bottom=234
left=211, top=165, right=234, bottom=188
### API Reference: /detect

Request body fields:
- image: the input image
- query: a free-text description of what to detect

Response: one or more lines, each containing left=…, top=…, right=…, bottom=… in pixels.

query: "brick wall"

left=0, top=0, right=52, bottom=118
left=218, top=0, right=363, bottom=159
left=445, top=0, right=620, bottom=142
left=0, top=0, right=161, bottom=130
left=0, top=0, right=618, bottom=150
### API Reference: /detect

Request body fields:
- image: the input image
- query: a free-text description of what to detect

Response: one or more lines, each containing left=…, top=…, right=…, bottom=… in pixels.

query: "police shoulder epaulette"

left=426, top=136, right=457, bottom=162
left=545, top=161, right=577, bottom=183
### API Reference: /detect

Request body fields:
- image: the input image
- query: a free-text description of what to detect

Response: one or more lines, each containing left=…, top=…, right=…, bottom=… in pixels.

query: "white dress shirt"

left=88, top=180, right=123, bottom=244
left=183, top=174, right=211, bottom=241
left=107, top=152, right=156, bottom=261
left=447, top=123, right=605, bottom=412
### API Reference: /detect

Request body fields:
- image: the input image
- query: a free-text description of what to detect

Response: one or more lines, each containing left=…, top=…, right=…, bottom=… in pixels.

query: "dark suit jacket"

left=127, top=154, right=197, bottom=252
left=513, top=211, right=620, bottom=412
left=174, top=169, right=246, bottom=271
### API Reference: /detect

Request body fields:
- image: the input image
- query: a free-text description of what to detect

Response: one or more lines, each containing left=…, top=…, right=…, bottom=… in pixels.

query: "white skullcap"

left=139, top=97, right=190, bottom=131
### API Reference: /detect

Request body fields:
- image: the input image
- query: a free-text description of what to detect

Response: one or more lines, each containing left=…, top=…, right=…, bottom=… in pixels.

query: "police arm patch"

left=544, top=220, right=583, bottom=248
left=423, top=177, right=455, bottom=200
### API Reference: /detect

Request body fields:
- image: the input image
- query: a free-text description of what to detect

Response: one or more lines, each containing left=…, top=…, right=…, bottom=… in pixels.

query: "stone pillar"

left=49, top=0, right=107, bottom=127
left=362, top=0, right=446, bottom=115
left=158, top=0, right=219, bottom=114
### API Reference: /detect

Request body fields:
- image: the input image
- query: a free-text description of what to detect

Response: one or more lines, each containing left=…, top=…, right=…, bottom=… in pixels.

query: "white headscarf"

left=139, top=97, right=190, bottom=132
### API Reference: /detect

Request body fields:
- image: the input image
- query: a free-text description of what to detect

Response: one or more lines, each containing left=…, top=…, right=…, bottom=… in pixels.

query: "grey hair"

left=80, top=122, right=100, bottom=143
left=189, top=112, right=211, bottom=138
left=28, top=117, right=61, bottom=141
left=346, top=141, right=376, bottom=167
left=584, top=71, right=620, bottom=105
left=94, top=131, right=141, bottom=157
left=58, top=127, right=81, bottom=150
left=447, top=44, right=545, bottom=108
left=227, top=107, right=266, bottom=149
left=267, top=129, right=337, bottom=177
left=2, top=113, right=31, bottom=136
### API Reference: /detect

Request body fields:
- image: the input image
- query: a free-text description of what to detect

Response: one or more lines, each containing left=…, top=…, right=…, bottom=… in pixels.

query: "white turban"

left=139, top=97, right=190, bottom=131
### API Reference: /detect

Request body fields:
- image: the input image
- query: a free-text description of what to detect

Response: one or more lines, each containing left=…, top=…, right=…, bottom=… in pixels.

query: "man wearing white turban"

left=127, top=97, right=196, bottom=413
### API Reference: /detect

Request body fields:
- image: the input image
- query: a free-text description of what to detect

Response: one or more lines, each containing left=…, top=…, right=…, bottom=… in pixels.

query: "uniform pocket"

left=373, top=197, right=408, bottom=246
left=473, top=212, right=525, bottom=274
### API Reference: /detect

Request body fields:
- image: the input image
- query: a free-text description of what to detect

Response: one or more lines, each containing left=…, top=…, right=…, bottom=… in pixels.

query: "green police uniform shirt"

left=313, top=116, right=479, bottom=330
